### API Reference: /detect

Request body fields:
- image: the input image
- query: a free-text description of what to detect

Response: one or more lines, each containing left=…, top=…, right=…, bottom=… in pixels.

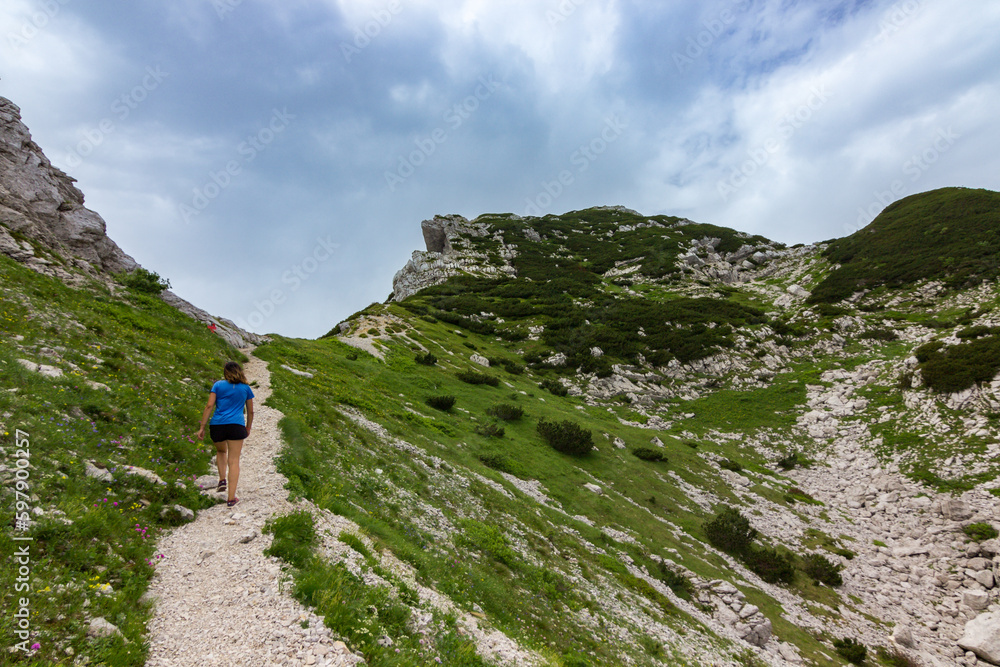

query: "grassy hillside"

left=810, top=187, right=1000, bottom=303
left=0, top=255, right=240, bottom=666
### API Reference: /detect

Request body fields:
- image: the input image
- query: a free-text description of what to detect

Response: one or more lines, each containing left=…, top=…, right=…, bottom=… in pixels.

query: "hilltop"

left=1, top=91, right=999, bottom=667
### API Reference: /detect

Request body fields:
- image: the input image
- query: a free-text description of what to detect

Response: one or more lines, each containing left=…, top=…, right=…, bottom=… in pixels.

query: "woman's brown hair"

left=223, top=361, right=248, bottom=385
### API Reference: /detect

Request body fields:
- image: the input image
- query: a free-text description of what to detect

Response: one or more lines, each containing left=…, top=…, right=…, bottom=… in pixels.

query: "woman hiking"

left=196, top=361, right=254, bottom=507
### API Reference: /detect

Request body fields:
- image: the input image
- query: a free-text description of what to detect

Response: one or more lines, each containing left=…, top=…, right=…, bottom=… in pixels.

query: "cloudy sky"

left=2, top=0, right=998, bottom=337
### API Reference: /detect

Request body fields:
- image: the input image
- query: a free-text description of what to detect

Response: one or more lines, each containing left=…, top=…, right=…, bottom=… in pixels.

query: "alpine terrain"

left=1, top=94, right=999, bottom=667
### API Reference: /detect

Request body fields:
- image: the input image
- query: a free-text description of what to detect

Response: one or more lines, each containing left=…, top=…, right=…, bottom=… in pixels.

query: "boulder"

left=281, top=364, right=314, bottom=378
left=958, top=611, right=1000, bottom=665
left=893, top=624, right=915, bottom=648
left=786, top=284, right=811, bottom=299
left=87, top=617, right=124, bottom=639
left=194, top=474, right=220, bottom=490
left=583, top=483, right=603, bottom=495
left=470, top=354, right=490, bottom=367
left=963, top=590, right=990, bottom=611
left=123, top=465, right=166, bottom=486
left=160, top=504, right=195, bottom=522
left=85, top=461, right=113, bottom=482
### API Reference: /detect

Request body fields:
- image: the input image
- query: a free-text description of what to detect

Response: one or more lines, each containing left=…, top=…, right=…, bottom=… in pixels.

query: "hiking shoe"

left=217, top=479, right=227, bottom=492
left=227, top=497, right=240, bottom=508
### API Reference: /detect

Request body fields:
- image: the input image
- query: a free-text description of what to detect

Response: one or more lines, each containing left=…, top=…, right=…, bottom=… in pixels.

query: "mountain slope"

left=810, top=187, right=1000, bottom=303
left=253, top=193, right=1000, bottom=667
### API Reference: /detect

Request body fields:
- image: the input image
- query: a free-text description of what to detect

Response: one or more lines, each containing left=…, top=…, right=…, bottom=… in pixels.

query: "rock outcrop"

left=0, top=96, right=262, bottom=348
left=0, top=97, right=138, bottom=279
left=391, top=214, right=516, bottom=301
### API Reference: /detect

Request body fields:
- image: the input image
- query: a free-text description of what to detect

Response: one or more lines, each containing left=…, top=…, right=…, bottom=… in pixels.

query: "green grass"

left=0, top=254, right=239, bottom=665
left=811, top=187, right=1000, bottom=303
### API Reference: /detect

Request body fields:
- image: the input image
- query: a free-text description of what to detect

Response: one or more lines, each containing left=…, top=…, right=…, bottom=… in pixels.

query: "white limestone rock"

left=959, top=611, right=1000, bottom=665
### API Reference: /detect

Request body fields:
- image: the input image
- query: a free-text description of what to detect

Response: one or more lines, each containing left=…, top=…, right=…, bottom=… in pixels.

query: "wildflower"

left=31, top=643, right=40, bottom=651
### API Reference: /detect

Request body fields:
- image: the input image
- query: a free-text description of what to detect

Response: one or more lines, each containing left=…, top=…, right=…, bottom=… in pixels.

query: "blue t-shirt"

left=209, top=380, right=255, bottom=426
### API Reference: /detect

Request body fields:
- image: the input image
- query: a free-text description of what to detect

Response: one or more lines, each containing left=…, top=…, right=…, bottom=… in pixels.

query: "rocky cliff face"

left=391, top=214, right=517, bottom=301
left=0, top=96, right=261, bottom=348
left=0, top=98, right=139, bottom=280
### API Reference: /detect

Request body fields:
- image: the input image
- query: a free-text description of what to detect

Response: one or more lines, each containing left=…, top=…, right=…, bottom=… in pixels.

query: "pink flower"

left=31, top=643, right=40, bottom=651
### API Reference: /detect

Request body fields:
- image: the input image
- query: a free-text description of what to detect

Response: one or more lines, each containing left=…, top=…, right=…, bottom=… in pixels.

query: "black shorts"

left=210, top=424, right=248, bottom=443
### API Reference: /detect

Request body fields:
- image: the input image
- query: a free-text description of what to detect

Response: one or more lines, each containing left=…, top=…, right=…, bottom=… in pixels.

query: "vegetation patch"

left=963, top=522, right=999, bottom=541
left=425, top=395, right=457, bottom=411
left=631, top=447, right=667, bottom=462
left=263, top=509, right=317, bottom=569
left=811, top=187, right=1000, bottom=303
left=536, top=419, right=594, bottom=456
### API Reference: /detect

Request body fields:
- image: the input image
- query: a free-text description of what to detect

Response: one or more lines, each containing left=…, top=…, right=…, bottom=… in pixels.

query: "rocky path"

left=145, top=353, right=363, bottom=667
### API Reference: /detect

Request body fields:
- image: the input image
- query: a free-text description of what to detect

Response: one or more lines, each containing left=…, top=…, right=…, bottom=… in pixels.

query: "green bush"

left=802, top=553, right=843, bottom=586
left=486, top=403, right=524, bottom=421
left=833, top=637, right=867, bottom=665
left=426, top=395, right=457, bottom=411
left=744, top=545, right=795, bottom=584
left=650, top=559, right=693, bottom=600
left=115, top=267, right=171, bottom=294
left=719, top=458, right=743, bottom=473
left=704, top=507, right=757, bottom=555
left=415, top=352, right=437, bottom=365
left=474, top=422, right=505, bottom=438
left=631, top=447, right=667, bottom=462
left=539, top=378, right=568, bottom=396
left=777, top=452, right=800, bottom=470
left=963, top=522, right=999, bottom=541
left=456, top=370, right=500, bottom=386
left=537, top=418, right=593, bottom=456
left=917, top=335, right=1000, bottom=393
left=263, top=509, right=317, bottom=569
left=478, top=451, right=519, bottom=475
left=876, top=646, right=919, bottom=667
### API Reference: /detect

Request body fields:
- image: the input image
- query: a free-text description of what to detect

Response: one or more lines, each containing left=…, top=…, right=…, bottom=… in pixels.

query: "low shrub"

left=802, top=553, right=843, bottom=586
left=963, top=522, right=999, bottom=541
left=719, top=458, right=743, bottom=473
left=650, top=559, right=693, bottom=600
left=426, top=395, right=457, bottom=411
left=537, top=418, right=593, bottom=456
left=478, top=451, right=519, bottom=475
left=539, top=378, right=568, bottom=396
left=777, top=452, right=800, bottom=470
left=263, top=509, right=317, bottom=569
left=861, top=328, right=899, bottom=341
left=632, top=447, right=667, bottom=462
left=486, top=403, right=524, bottom=421
left=744, top=545, right=795, bottom=584
left=456, top=370, right=500, bottom=386
left=876, top=646, right=920, bottom=667
left=115, top=267, right=171, bottom=294
left=414, top=352, right=437, bottom=365
left=704, top=507, right=757, bottom=555
left=833, top=637, right=867, bottom=665
left=474, top=422, right=505, bottom=438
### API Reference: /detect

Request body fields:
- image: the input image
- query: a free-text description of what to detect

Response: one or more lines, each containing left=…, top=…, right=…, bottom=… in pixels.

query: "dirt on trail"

left=144, top=353, right=363, bottom=667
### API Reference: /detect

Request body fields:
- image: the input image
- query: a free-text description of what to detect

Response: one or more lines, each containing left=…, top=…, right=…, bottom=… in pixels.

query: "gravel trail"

left=145, top=352, right=364, bottom=667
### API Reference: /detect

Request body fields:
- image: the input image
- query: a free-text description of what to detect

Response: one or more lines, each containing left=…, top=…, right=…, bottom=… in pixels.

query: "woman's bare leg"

left=215, top=441, right=228, bottom=481
left=227, top=439, right=244, bottom=502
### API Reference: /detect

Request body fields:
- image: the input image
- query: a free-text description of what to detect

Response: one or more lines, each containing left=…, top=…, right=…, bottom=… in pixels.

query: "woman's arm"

left=245, top=398, right=254, bottom=434
left=195, top=393, right=217, bottom=440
